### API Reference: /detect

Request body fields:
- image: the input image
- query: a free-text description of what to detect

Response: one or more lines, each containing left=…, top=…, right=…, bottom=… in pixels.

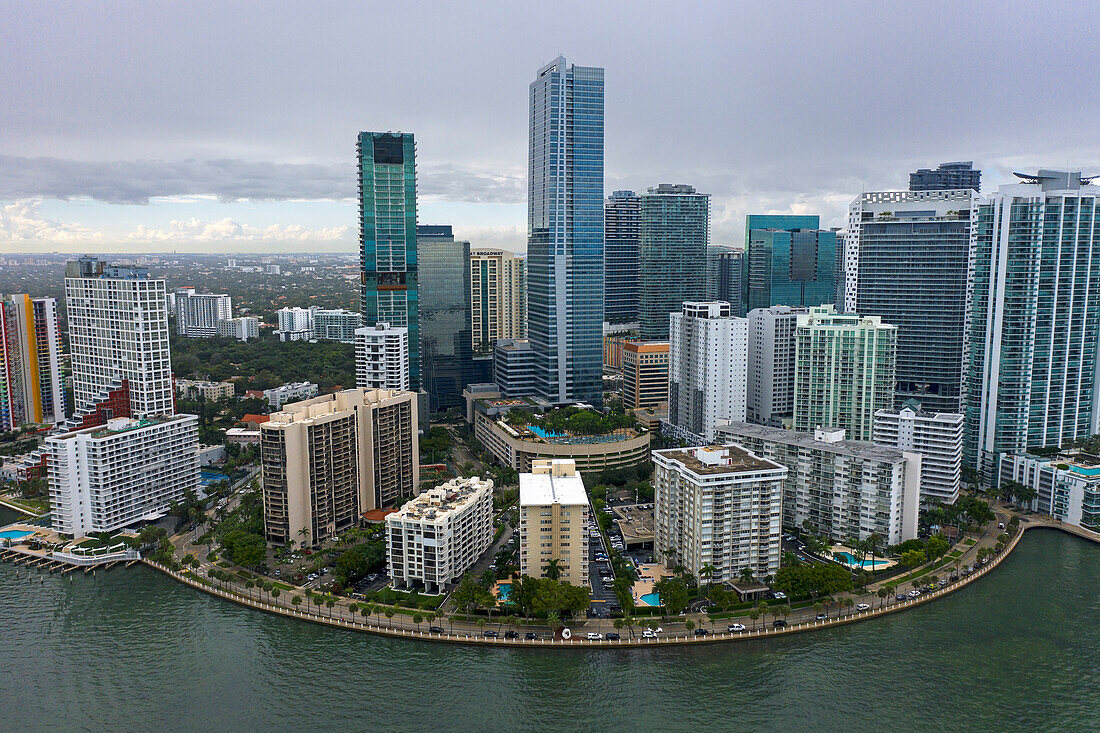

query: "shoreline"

left=138, top=520, right=1088, bottom=649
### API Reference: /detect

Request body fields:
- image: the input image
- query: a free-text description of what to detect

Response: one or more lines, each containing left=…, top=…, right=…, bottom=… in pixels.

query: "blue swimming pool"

left=0, top=530, right=33, bottom=540
left=834, top=551, right=891, bottom=569
left=497, top=583, right=511, bottom=601
left=526, top=425, right=564, bottom=439
left=640, top=592, right=661, bottom=607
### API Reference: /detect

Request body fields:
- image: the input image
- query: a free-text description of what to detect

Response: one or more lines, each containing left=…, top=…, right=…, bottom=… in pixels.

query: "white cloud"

left=0, top=199, right=104, bottom=243
left=125, top=217, right=350, bottom=242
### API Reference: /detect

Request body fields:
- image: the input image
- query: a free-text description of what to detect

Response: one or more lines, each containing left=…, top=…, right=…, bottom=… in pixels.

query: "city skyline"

left=2, top=2, right=1099, bottom=254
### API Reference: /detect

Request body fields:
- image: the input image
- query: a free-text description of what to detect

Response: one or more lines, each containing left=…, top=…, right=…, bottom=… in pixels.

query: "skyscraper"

left=0, top=295, right=64, bottom=429
left=844, top=190, right=976, bottom=412
left=746, top=305, right=808, bottom=427
left=909, top=161, right=981, bottom=192
left=965, top=171, right=1100, bottom=478
left=469, top=248, right=526, bottom=351
left=638, top=184, right=710, bottom=339
left=418, top=225, right=473, bottom=413
left=745, top=222, right=836, bottom=312
left=604, top=190, right=641, bottom=327
left=527, top=57, right=604, bottom=405
left=706, top=245, right=744, bottom=317
left=358, top=131, right=419, bottom=391
left=174, top=290, right=232, bottom=338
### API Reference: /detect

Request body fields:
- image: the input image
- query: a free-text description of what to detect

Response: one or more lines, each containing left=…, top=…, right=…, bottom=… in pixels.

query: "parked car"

left=504, top=630, right=518, bottom=639
left=483, top=630, right=499, bottom=638
left=908, top=589, right=921, bottom=598
left=429, top=626, right=445, bottom=634
left=606, top=632, right=620, bottom=641
left=727, top=623, right=746, bottom=632
left=772, top=591, right=787, bottom=600
left=586, top=632, right=603, bottom=640
left=856, top=603, right=871, bottom=611
left=524, top=632, right=539, bottom=640
left=773, top=619, right=787, bottom=628
left=896, top=594, right=907, bottom=601
left=694, top=629, right=710, bottom=636
left=642, top=629, right=656, bottom=638
left=816, top=613, right=828, bottom=621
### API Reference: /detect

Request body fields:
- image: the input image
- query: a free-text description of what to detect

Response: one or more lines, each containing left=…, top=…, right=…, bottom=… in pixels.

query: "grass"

left=964, top=538, right=977, bottom=546
left=0, top=496, right=50, bottom=515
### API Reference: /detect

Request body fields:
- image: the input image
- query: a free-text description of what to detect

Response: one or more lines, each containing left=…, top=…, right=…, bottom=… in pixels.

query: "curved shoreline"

left=139, top=520, right=1089, bottom=649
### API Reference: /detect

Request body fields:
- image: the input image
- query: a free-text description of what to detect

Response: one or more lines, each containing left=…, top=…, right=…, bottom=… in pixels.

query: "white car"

left=586, top=632, right=603, bottom=640
left=772, top=591, right=787, bottom=600
left=642, top=629, right=656, bottom=638
left=856, top=603, right=871, bottom=611
left=727, top=623, right=746, bottom=632
left=908, top=589, right=921, bottom=598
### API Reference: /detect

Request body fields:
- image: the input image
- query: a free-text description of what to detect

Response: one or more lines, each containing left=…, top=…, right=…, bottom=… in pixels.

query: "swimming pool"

left=0, top=530, right=33, bottom=540
left=497, top=583, right=511, bottom=601
left=526, top=425, right=565, bottom=439
left=834, top=551, right=891, bottom=569
left=640, top=592, right=661, bottom=607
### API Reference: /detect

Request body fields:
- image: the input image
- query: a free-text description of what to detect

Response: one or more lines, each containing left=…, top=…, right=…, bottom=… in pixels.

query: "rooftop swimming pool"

left=526, top=425, right=564, bottom=439
left=0, top=530, right=33, bottom=540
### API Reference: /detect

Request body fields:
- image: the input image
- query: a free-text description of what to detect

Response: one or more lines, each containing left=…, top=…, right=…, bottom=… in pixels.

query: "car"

left=895, top=594, right=907, bottom=601
left=998, top=522, right=1005, bottom=529
left=586, top=632, right=603, bottom=640
left=949, top=575, right=959, bottom=582
left=482, top=630, right=499, bottom=638
left=694, top=629, right=710, bottom=636
left=504, top=630, right=518, bottom=639
left=524, top=632, right=539, bottom=640
left=727, top=623, right=746, bottom=632
left=773, top=619, right=787, bottom=628
left=938, top=579, right=948, bottom=587
left=815, top=613, right=828, bottom=621
left=772, top=591, right=787, bottom=600
left=856, top=603, right=871, bottom=611
left=642, top=629, right=656, bottom=638
left=908, top=589, right=921, bottom=598
left=606, top=632, right=620, bottom=640
left=428, top=626, right=445, bottom=634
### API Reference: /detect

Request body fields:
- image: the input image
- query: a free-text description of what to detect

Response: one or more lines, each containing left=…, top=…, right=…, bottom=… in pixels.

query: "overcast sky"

left=2, top=0, right=1099, bottom=254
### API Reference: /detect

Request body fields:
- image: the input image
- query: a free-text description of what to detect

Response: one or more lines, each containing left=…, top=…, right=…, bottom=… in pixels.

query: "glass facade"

left=527, top=57, right=604, bottom=404
left=706, top=245, right=744, bottom=317
left=358, top=132, right=419, bottom=391
left=746, top=224, right=836, bottom=312
left=417, top=226, right=473, bottom=413
left=604, top=190, right=640, bottom=325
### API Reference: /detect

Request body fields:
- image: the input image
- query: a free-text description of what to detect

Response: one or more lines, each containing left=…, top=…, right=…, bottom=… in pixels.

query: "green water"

left=1, top=504, right=1097, bottom=731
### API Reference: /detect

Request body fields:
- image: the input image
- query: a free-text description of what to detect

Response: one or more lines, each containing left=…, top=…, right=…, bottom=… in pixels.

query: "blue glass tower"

left=527, top=57, right=604, bottom=405
left=744, top=214, right=835, bottom=312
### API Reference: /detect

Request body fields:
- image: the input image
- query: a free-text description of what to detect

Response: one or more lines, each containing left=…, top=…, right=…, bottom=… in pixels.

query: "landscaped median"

left=139, top=520, right=1036, bottom=649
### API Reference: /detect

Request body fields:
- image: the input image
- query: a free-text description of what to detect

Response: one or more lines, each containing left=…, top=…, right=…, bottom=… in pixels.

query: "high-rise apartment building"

left=527, top=57, right=604, bottom=405
left=386, top=476, right=493, bottom=594
left=518, top=458, right=590, bottom=587
left=844, top=190, right=976, bottom=412
left=355, top=323, right=409, bottom=391
left=358, top=131, right=420, bottom=391
left=263, top=381, right=319, bottom=410
left=706, top=245, right=745, bottom=317
left=746, top=305, right=808, bottom=427
left=65, top=257, right=174, bottom=424
left=622, top=340, right=669, bottom=409
left=277, top=307, right=313, bottom=341
left=793, top=305, right=896, bottom=442
left=965, top=171, right=1100, bottom=478
left=874, top=402, right=963, bottom=505
left=260, top=388, right=419, bottom=544
left=745, top=224, right=836, bottom=312
left=217, top=316, right=259, bottom=341
left=0, top=294, right=65, bottom=429
left=999, top=451, right=1100, bottom=533
left=470, top=248, right=527, bottom=352
left=310, top=308, right=363, bottom=343
left=638, top=184, right=710, bottom=339
left=604, top=189, right=641, bottom=327
left=418, top=225, right=473, bottom=413
left=909, top=161, right=981, bottom=192
left=653, top=444, right=786, bottom=581
left=174, top=290, right=232, bottom=338
left=667, top=302, right=748, bottom=443
left=718, top=422, right=920, bottom=545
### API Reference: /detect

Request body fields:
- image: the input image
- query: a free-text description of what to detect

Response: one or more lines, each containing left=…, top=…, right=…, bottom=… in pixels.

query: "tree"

left=543, top=558, right=563, bottom=581
left=613, top=618, right=625, bottom=634
left=271, top=587, right=281, bottom=602
left=841, top=597, right=854, bottom=616
left=813, top=601, right=824, bottom=618
left=653, top=577, right=690, bottom=617
left=699, top=563, right=718, bottom=599
left=326, top=598, right=335, bottom=616
left=291, top=595, right=302, bottom=610
left=748, top=609, right=760, bottom=631
left=384, top=608, right=396, bottom=624
left=926, top=534, right=950, bottom=562
left=413, top=613, right=423, bottom=631
left=877, top=587, right=888, bottom=608
left=685, top=618, right=695, bottom=633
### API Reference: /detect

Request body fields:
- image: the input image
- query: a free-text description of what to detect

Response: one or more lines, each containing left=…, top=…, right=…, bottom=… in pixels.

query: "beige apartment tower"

left=519, top=459, right=590, bottom=587
left=260, top=388, right=419, bottom=546
left=470, top=248, right=526, bottom=352
left=622, top=340, right=669, bottom=409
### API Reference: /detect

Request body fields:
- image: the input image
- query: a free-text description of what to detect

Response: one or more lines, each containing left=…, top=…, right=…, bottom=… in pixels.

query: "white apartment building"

left=355, top=323, right=409, bottom=391
left=311, top=308, right=363, bottom=343
left=874, top=403, right=963, bottom=505
left=387, top=476, right=494, bottom=593
left=747, top=305, right=808, bottom=427
left=470, top=248, right=527, bottom=351
left=175, top=379, right=235, bottom=401
left=65, top=257, right=175, bottom=420
left=46, top=414, right=199, bottom=538
left=667, top=301, right=748, bottom=443
left=718, top=422, right=920, bottom=545
left=653, top=444, right=787, bottom=582
left=175, top=290, right=233, bottom=338
left=519, top=459, right=590, bottom=587
left=217, top=316, right=260, bottom=341
left=264, top=381, right=318, bottom=409
left=999, top=451, right=1100, bottom=533
left=276, top=307, right=314, bottom=341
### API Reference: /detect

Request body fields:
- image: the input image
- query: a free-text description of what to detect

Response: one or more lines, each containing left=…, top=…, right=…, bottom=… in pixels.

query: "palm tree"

left=384, top=608, right=395, bottom=625
left=613, top=618, right=625, bottom=636
left=543, top=558, right=563, bottom=581
left=291, top=595, right=302, bottom=610
left=663, top=546, right=678, bottom=570
left=866, top=532, right=882, bottom=571
left=748, top=609, right=760, bottom=631
left=699, top=563, right=718, bottom=600
left=813, top=601, right=824, bottom=618
left=360, top=606, right=370, bottom=625
left=325, top=598, right=335, bottom=616
left=413, top=613, right=423, bottom=631
left=685, top=619, right=695, bottom=634
left=426, top=611, right=438, bottom=630
left=297, top=526, right=310, bottom=549
left=547, top=611, right=560, bottom=636
left=271, top=587, right=281, bottom=603
left=877, top=587, right=888, bottom=608
left=841, top=598, right=854, bottom=617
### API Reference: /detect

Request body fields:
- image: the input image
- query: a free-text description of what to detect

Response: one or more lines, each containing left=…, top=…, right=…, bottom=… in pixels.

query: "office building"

left=874, top=402, right=963, bottom=505
left=527, top=57, right=604, bottom=405
left=706, top=245, right=745, bottom=317
left=793, top=305, right=896, bottom=442
left=264, top=381, right=318, bottom=409
left=418, top=225, right=474, bottom=413
left=358, top=131, right=420, bottom=391
left=638, top=184, right=710, bottom=339
left=492, top=339, right=536, bottom=398
left=604, top=189, right=641, bottom=327
left=355, top=323, right=409, bottom=391
left=65, top=257, right=175, bottom=424
left=470, top=248, right=527, bottom=352
left=260, top=388, right=419, bottom=544
left=276, top=307, right=313, bottom=341
left=0, top=294, right=65, bottom=429
left=746, top=305, right=807, bottom=427
left=965, top=171, right=1100, bottom=478
left=519, top=458, right=590, bottom=587
left=844, top=190, right=976, bottom=412
left=217, top=316, right=259, bottom=341
left=386, top=476, right=494, bottom=593
left=653, top=444, right=786, bottom=581
left=311, top=308, right=363, bottom=343
left=175, top=290, right=232, bottom=338
left=667, top=302, right=748, bottom=443
left=622, top=341, right=668, bottom=409
left=175, top=379, right=235, bottom=402
left=46, top=414, right=199, bottom=538
left=909, top=161, right=981, bottom=192
left=718, top=422, right=920, bottom=545
left=999, top=451, right=1100, bottom=533
left=745, top=223, right=836, bottom=312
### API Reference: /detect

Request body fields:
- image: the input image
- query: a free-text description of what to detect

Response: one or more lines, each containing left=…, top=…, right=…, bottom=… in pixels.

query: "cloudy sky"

left=2, top=1, right=1098, bottom=254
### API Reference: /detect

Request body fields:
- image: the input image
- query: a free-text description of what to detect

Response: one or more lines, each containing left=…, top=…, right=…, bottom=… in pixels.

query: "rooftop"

left=655, top=444, right=782, bottom=476
left=391, top=476, right=492, bottom=521
left=520, top=470, right=589, bottom=507
left=718, top=422, right=907, bottom=462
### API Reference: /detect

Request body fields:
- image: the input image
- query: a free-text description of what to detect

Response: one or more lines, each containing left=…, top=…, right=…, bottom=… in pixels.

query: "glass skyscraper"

left=638, top=184, right=710, bottom=339
left=910, top=161, right=981, bottom=192
left=706, top=245, right=745, bottom=317
left=417, top=225, right=473, bottom=413
left=358, top=131, right=419, bottom=391
left=745, top=220, right=836, bottom=312
left=845, top=190, right=976, bottom=413
left=965, top=171, right=1100, bottom=478
left=527, top=56, right=604, bottom=404
left=604, top=190, right=640, bottom=326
